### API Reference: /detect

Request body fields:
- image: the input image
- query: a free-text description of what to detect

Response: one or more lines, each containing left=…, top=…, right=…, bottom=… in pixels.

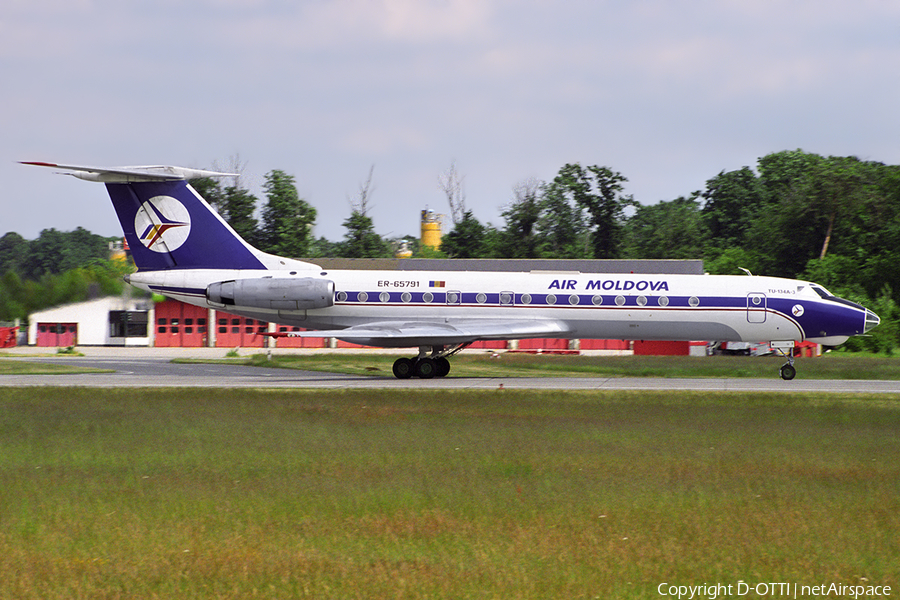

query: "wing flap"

left=267, top=319, right=574, bottom=347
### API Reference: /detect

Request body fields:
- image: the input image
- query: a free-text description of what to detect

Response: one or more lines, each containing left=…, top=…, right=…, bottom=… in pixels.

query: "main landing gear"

left=392, top=344, right=469, bottom=379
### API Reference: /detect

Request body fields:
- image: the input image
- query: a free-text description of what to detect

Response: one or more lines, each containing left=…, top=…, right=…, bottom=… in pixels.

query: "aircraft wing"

left=270, top=319, right=574, bottom=347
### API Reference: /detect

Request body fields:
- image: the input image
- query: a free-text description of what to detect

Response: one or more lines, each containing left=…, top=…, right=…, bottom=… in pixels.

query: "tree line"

left=1, top=150, right=897, bottom=352
left=436, top=151, right=900, bottom=352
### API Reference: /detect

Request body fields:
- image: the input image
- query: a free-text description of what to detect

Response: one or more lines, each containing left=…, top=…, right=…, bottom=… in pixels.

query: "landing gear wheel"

left=414, top=357, right=437, bottom=379
left=392, top=357, right=415, bottom=379
left=434, top=357, right=451, bottom=378
left=780, top=363, right=796, bottom=381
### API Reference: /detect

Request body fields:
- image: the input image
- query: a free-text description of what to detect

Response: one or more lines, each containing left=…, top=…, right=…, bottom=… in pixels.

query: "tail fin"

left=23, top=162, right=317, bottom=272
left=105, top=178, right=268, bottom=271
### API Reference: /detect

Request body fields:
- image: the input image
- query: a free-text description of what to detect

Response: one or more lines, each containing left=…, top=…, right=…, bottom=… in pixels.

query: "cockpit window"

left=811, top=284, right=866, bottom=311
left=810, top=285, right=832, bottom=299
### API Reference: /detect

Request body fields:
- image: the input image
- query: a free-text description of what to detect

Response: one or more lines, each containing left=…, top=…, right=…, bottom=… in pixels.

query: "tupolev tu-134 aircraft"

left=24, top=162, right=880, bottom=380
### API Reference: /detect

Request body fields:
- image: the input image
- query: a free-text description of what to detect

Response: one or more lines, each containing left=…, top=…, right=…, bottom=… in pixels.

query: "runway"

left=2, top=348, right=899, bottom=393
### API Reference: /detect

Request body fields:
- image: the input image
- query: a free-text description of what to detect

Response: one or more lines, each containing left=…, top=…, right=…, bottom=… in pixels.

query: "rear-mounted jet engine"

left=207, top=277, right=334, bottom=310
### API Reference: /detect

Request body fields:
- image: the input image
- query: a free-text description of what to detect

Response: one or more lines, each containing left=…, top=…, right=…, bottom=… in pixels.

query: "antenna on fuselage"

left=738, top=267, right=753, bottom=276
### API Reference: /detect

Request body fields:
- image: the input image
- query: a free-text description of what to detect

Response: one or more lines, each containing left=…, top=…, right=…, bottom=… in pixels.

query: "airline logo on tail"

left=135, top=195, right=190, bottom=252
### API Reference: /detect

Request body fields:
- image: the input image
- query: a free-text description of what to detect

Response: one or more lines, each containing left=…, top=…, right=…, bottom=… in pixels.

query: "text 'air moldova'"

left=548, top=279, right=670, bottom=292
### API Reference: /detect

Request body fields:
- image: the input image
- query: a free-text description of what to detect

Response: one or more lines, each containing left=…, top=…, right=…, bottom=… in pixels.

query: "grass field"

left=0, top=361, right=111, bottom=375
left=2, top=387, right=898, bottom=599
left=218, top=351, right=900, bottom=380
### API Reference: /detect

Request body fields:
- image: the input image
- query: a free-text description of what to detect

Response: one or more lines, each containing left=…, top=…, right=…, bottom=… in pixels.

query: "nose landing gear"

left=773, top=344, right=797, bottom=380
left=779, top=361, right=796, bottom=381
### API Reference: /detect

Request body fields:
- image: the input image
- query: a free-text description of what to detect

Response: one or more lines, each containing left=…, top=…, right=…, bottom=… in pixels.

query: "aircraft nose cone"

left=865, top=309, right=880, bottom=333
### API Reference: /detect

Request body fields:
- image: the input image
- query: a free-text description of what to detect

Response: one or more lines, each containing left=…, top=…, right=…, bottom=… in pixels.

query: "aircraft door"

left=747, top=293, right=766, bottom=323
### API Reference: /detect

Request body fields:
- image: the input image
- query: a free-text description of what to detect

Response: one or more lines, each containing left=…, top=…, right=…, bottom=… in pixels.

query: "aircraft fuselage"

left=129, top=268, right=876, bottom=347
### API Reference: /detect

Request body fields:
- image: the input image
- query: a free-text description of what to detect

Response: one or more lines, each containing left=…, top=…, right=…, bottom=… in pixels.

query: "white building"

left=28, top=297, right=152, bottom=347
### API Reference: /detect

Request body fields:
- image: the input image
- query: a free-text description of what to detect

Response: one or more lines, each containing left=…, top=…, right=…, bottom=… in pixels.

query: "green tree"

left=340, top=211, right=390, bottom=258
left=189, top=177, right=224, bottom=209
left=191, top=178, right=259, bottom=246
left=801, top=254, right=867, bottom=297
left=497, top=179, right=544, bottom=258
left=547, top=164, right=634, bottom=258
left=0, top=260, right=129, bottom=321
left=850, top=164, right=900, bottom=298
left=442, top=210, right=489, bottom=258
left=0, top=232, right=29, bottom=275
left=701, top=166, right=766, bottom=248
left=752, top=150, right=885, bottom=278
left=624, top=194, right=705, bottom=260
left=20, top=227, right=110, bottom=279
left=307, top=236, right=343, bottom=258
left=0, top=270, right=27, bottom=321
left=703, top=247, right=762, bottom=276
left=751, top=150, right=816, bottom=275
left=259, top=170, right=316, bottom=258
left=536, top=182, right=589, bottom=259
left=220, top=186, right=260, bottom=246
left=865, top=287, right=899, bottom=354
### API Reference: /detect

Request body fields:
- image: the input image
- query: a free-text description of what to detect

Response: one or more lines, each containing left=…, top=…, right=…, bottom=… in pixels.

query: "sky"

left=3, top=0, right=899, bottom=244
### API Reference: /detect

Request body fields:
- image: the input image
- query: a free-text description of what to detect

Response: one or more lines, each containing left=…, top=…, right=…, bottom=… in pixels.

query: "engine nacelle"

left=207, top=277, right=335, bottom=310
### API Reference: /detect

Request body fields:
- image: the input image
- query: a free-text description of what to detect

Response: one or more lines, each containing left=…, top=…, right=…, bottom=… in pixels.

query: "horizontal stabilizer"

left=21, top=161, right=237, bottom=183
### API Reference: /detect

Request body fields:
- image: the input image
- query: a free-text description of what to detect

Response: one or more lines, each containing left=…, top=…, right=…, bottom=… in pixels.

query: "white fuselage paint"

left=128, top=269, right=866, bottom=347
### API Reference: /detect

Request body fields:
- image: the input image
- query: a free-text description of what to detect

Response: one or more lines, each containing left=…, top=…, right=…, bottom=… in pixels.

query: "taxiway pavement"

left=1, top=347, right=898, bottom=393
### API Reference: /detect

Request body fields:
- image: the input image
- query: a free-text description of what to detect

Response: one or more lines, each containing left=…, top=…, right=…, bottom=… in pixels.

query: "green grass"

left=1, top=387, right=898, bottom=598
left=213, top=351, right=900, bottom=379
left=0, top=360, right=111, bottom=375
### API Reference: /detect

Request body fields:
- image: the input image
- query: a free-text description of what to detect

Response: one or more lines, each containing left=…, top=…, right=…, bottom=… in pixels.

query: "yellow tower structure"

left=394, top=240, right=413, bottom=259
left=108, top=239, right=127, bottom=263
left=420, top=209, right=444, bottom=250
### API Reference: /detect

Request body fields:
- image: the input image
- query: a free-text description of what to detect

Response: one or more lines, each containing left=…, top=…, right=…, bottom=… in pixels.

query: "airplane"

left=23, top=161, right=880, bottom=380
